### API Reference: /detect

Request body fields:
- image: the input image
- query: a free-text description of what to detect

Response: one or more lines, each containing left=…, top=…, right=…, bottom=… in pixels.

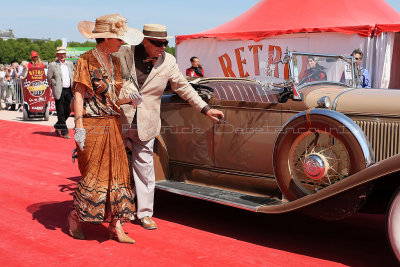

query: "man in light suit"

left=116, top=24, right=224, bottom=230
left=47, top=47, right=74, bottom=138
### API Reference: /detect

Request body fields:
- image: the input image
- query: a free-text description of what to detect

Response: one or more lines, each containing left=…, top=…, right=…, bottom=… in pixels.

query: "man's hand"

left=205, top=109, right=224, bottom=122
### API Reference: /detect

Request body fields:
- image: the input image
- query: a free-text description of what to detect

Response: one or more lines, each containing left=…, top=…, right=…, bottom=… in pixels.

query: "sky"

left=1, top=0, right=400, bottom=45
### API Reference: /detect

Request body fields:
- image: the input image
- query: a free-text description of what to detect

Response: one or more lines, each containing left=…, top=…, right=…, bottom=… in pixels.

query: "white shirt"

left=60, top=61, right=71, bottom=88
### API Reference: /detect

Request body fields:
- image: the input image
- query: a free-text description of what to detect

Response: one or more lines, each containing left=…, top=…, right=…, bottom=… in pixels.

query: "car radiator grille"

left=355, top=121, right=400, bottom=162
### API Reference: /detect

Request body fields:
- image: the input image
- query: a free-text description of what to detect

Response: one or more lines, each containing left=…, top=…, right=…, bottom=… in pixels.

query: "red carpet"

left=0, top=119, right=397, bottom=266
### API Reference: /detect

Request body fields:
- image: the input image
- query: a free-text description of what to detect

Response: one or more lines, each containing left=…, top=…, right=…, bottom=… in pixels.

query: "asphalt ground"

left=0, top=109, right=75, bottom=129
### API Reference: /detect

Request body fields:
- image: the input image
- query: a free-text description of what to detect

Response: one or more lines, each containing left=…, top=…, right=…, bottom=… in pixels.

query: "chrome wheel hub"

left=303, top=153, right=329, bottom=180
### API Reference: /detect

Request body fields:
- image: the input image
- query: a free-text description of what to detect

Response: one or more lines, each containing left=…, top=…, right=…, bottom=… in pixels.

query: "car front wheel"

left=387, top=187, right=400, bottom=262
left=273, top=113, right=367, bottom=200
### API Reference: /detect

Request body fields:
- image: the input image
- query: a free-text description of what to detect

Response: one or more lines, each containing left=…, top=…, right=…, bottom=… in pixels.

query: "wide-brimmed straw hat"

left=78, top=14, right=143, bottom=45
left=56, top=47, right=66, bottom=54
left=142, top=24, right=172, bottom=39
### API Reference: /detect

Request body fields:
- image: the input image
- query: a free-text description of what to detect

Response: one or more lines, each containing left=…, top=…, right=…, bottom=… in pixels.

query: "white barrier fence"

left=0, top=77, right=23, bottom=110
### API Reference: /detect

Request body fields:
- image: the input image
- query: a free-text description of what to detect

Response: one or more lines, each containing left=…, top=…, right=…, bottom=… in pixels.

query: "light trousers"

left=124, top=126, right=155, bottom=219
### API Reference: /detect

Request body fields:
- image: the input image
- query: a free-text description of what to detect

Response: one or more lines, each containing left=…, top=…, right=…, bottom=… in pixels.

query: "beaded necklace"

left=92, top=47, right=117, bottom=104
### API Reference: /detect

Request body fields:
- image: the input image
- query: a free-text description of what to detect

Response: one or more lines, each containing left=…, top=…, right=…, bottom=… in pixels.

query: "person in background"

left=2, top=66, right=13, bottom=110
left=299, top=56, right=327, bottom=84
left=28, top=51, right=45, bottom=68
left=4, top=62, right=21, bottom=110
left=351, top=48, right=371, bottom=88
left=0, top=65, right=5, bottom=109
left=0, top=65, right=5, bottom=79
left=116, top=24, right=223, bottom=231
left=47, top=47, right=74, bottom=139
left=10, top=62, right=20, bottom=79
left=68, top=14, right=144, bottom=244
left=186, top=56, right=204, bottom=77
left=18, top=61, right=28, bottom=77
left=42, top=60, right=49, bottom=75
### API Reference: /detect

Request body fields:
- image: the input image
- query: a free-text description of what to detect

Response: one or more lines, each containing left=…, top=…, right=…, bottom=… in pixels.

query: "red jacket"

left=186, top=67, right=204, bottom=77
left=301, top=68, right=327, bottom=83
left=28, top=62, right=45, bottom=69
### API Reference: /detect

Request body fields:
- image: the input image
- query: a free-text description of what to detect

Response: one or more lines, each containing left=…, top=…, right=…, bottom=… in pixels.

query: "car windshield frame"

left=287, top=51, right=359, bottom=90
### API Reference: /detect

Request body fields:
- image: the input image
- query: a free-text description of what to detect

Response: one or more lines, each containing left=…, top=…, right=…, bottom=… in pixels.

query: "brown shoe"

left=109, top=220, right=135, bottom=244
left=67, top=211, right=84, bottom=240
left=140, top=216, right=157, bottom=230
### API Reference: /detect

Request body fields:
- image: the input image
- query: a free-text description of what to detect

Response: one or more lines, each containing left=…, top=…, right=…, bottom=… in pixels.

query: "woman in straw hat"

left=67, top=14, right=144, bottom=244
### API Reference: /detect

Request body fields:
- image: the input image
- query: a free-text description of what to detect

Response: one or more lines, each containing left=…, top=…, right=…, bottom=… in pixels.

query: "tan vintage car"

left=153, top=51, right=400, bottom=260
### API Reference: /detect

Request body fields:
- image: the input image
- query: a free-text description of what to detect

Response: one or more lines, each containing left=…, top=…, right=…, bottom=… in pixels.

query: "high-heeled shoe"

left=67, top=211, right=85, bottom=240
left=108, top=220, right=135, bottom=244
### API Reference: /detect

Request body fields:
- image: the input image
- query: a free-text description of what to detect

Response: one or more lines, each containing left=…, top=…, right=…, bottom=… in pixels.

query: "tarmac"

left=0, top=109, right=75, bottom=129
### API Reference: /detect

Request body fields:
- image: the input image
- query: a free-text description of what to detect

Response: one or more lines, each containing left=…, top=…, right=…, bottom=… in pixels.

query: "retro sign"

left=23, top=67, right=50, bottom=112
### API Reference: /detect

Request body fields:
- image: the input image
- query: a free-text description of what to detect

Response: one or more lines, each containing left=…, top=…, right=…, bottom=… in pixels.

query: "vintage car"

left=152, top=51, right=400, bottom=260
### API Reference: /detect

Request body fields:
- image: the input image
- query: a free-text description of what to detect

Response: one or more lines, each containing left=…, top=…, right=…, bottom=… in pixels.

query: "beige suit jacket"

left=47, top=60, right=74, bottom=100
left=115, top=45, right=208, bottom=141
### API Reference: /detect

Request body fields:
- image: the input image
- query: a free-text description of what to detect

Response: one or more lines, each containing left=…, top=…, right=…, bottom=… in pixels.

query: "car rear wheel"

left=22, top=109, right=29, bottom=121
left=387, top=187, right=400, bottom=262
left=44, top=105, right=49, bottom=121
left=273, top=113, right=367, bottom=200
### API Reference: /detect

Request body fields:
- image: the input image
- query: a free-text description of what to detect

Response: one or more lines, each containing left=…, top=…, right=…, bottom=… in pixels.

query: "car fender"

left=258, top=154, right=400, bottom=213
left=274, top=108, right=375, bottom=168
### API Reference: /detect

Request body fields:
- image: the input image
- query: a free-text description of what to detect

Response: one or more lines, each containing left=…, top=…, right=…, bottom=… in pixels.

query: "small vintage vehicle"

left=22, top=67, right=51, bottom=121
left=153, top=51, right=400, bottom=260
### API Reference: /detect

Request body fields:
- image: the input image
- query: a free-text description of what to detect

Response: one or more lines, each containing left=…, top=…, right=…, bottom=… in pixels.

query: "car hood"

left=303, top=86, right=400, bottom=116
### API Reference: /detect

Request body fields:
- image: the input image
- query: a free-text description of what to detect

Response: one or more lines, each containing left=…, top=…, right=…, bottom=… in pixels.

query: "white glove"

left=129, top=91, right=143, bottom=106
left=74, top=128, right=86, bottom=151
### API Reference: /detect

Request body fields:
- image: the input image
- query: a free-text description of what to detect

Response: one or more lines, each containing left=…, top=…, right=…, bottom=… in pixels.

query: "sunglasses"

left=148, top=39, right=169, bottom=48
left=354, top=57, right=361, bottom=60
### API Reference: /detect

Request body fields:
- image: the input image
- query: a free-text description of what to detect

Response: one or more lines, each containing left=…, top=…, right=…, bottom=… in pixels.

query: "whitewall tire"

left=387, top=187, right=400, bottom=262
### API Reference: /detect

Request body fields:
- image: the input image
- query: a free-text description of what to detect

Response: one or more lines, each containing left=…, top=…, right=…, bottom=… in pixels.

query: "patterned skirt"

left=73, top=116, right=135, bottom=222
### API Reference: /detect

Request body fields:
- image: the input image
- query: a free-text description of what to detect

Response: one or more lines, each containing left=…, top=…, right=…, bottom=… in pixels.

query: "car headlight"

left=317, top=96, right=331, bottom=109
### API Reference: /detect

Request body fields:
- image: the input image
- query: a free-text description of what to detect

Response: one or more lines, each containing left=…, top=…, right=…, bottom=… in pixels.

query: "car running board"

left=155, top=180, right=283, bottom=212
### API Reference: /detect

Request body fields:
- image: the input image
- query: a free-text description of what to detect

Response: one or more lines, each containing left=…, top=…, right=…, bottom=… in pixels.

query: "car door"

left=160, top=93, right=215, bottom=167
left=210, top=81, right=281, bottom=175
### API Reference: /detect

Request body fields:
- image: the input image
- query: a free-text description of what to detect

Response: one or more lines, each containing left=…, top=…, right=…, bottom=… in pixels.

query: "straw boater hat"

left=142, top=24, right=172, bottom=39
left=78, top=14, right=143, bottom=45
left=56, top=47, right=66, bottom=54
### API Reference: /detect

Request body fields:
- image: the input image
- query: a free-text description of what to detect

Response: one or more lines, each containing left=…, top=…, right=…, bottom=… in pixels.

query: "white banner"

left=177, top=32, right=367, bottom=81
left=215, top=37, right=308, bottom=82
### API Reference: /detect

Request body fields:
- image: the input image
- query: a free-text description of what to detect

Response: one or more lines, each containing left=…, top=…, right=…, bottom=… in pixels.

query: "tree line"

left=0, top=38, right=175, bottom=64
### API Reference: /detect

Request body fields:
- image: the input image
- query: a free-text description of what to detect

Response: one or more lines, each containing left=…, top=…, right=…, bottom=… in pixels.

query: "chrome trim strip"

left=292, top=52, right=354, bottom=60
left=227, top=84, right=237, bottom=101
left=155, top=183, right=258, bottom=211
left=332, top=88, right=360, bottom=110
left=279, top=109, right=375, bottom=167
left=169, top=160, right=276, bottom=180
left=298, top=81, right=352, bottom=91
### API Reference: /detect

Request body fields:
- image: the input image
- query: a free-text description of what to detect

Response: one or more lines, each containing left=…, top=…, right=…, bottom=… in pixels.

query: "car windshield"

left=290, top=52, right=357, bottom=88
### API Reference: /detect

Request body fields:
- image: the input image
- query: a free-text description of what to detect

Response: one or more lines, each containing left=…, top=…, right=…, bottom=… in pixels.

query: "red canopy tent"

left=176, top=0, right=400, bottom=88
left=176, top=0, right=400, bottom=44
